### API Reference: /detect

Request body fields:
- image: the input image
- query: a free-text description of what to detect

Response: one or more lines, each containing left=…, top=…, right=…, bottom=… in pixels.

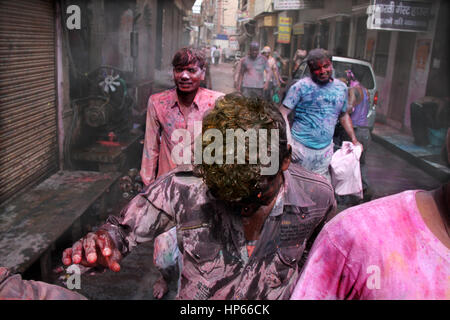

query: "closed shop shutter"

left=0, top=0, right=58, bottom=204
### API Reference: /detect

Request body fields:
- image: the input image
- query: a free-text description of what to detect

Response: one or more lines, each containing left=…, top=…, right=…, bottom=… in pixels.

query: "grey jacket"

left=101, top=163, right=336, bottom=300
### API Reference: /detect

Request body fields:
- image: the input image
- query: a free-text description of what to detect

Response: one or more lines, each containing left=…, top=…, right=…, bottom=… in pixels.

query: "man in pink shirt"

left=141, top=48, right=224, bottom=185
left=291, top=129, right=450, bottom=300
left=141, top=47, right=223, bottom=298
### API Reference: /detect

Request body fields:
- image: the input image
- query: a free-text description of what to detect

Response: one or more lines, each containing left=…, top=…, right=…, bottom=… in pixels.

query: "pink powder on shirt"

left=140, top=88, right=224, bottom=185
left=291, top=190, right=450, bottom=300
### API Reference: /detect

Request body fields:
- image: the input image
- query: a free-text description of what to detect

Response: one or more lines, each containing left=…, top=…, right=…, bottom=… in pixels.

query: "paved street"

left=365, top=141, right=440, bottom=199
left=210, top=61, right=236, bottom=94
left=51, top=62, right=441, bottom=300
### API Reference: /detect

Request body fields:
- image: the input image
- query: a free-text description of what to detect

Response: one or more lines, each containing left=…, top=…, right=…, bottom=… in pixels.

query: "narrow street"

left=57, top=62, right=441, bottom=300
left=0, top=0, right=448, bottom=304
left=210, top=61, right=236, bottom=94
left=365, top=142, right=440, bottom=199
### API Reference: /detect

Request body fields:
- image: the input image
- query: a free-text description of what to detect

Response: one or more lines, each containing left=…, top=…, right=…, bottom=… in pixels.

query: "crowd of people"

left=1, top=45, right=448, bottom=300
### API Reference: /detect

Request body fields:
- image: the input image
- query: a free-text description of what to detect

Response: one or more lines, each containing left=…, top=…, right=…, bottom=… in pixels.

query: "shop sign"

left=367, top=0, right=433, bottom=32
left=264, top=15, right=277, bottom=27
left=277, top=17, right=292, bottom=44
left=293, top=23, right=304, bottom=35
left=274, top=0, right=323, bottom=11
left=229, top=38, right=239, bottom=50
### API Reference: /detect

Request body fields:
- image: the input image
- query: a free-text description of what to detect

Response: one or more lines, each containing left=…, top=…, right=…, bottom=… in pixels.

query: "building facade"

left=241, top=0, right=447, bottom=134
left=0, top=0, right=195, bottom=204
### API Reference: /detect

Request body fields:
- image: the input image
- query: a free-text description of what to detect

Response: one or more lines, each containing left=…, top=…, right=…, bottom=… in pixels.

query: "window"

left=333, top=61, right=375, bottom=89
left=373, top=31, right=391, bottom=77
left=319, top=21, right=329, bottom=49
left=303, top=24, right=317, bottom=51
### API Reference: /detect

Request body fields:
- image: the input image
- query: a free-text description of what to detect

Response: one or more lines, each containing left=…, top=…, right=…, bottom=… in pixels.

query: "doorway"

left=388, top=32, right=416, bottom=125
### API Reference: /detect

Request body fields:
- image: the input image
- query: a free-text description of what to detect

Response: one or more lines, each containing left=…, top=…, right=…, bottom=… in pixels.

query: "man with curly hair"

left=62, top=94, right=336, bottom=299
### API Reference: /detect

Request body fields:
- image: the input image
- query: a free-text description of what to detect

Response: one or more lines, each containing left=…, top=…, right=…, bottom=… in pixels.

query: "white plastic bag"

left=330, top=141, right=363, bottom=198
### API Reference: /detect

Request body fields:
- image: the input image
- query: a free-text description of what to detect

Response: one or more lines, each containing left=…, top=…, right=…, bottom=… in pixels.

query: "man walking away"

left=236, top=42, right=272, bottom=99
left=261, top=46, right=284, bottom=103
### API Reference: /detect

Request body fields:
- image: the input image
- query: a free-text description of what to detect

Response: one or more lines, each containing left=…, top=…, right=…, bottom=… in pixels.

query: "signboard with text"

left=277, top=17, right=292, bottom=44
left=367, top=0, right=433, bottom=32
left=264, top=15, right=277, bottom=27
left=293, top=23, right=304, bottom=35
left=229, top=37, right=239, bottom=50
left=274, top=0, right=324, bottom=11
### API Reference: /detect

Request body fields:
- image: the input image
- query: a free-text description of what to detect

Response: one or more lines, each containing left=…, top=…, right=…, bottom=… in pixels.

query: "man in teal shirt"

left=280, top=49, right=361, bottom=181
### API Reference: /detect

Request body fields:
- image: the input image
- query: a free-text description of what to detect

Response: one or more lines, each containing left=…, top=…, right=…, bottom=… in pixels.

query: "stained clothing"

left=242, top=87, right=264, bottom=99
left=99, top=164, right=336, bottom=300
left=239, top=54, right=271, bottom=89
left=0, top=267, right=86, bottom=300
left=291, top=139, right=334, bottom=183
left=265, top=56, right=280, bottom=85
left=350, top=85, right=370, bottom=127
left=200, top=61, right=212, bottom=89
left=283, top=77, right=348, bottom=150
left=291, top=190, right=450, bottom=300
left=264, top=56, right=281, bottom=102
left=338, top=84, right=371, bottom=189
left=140, top=87, right=224, bottom=186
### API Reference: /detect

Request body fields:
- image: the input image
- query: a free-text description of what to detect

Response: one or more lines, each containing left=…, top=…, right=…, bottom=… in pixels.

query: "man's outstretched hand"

left=62, top=230, right=122, bottom=272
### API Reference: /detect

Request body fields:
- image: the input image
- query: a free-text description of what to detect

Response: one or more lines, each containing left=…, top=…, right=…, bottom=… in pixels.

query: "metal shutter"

left=0, top=0, right=58, bottom=204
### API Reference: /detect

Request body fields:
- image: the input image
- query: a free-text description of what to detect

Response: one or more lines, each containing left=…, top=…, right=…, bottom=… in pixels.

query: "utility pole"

left=196, top=1, right=203, bottom=48
left=197, top=14, right=201, bottom=47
